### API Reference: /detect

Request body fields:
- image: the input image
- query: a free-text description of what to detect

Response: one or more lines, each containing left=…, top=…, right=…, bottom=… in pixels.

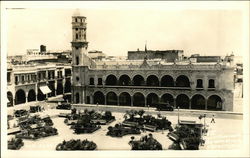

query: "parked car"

left=156, top=103, right=174, bottom=111
left=56, top=102, right=71, bottom=110
left=14, top=109, right=29, bottom=118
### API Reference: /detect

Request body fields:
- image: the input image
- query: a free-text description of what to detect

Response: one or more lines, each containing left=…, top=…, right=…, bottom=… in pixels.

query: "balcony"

left=87, top=85, right=192, bottom=90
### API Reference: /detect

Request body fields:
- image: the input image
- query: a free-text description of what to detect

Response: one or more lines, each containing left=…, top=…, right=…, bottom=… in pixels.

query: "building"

left=128, top=49, right=184, bottom=62
left=71, top=14, right=236, bottom=111
left=7, top=55, right=72, bottom=107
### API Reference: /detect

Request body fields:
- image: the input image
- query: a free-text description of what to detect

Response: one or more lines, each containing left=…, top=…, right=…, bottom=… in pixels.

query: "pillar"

left=189, top=99, right=192, bottom=109
left=104, top=95, right=107, bottom=105
left=90, top=95, right=93, bottom=104
left=205, top=99, right=207, bottom=110
left=131, top=96, right=133, bottom=106
left=117, top=95, right=120, bottom=106
left=173, top=98, right=176, bottom=108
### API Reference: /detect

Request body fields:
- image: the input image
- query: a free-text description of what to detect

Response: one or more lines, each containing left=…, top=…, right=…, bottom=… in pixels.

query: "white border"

left=1, top=1, right=249, bottom=158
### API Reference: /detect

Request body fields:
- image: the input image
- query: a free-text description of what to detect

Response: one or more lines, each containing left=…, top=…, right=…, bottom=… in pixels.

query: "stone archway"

left=132, top=75, right=145, bottom=86
left=119, top=75, right=131, bottom=86
left=15, top=89, right=26, bottom=105
left=146, top=93, right=159, bottom=107
left=93, top=91, right=105, bottom=105
left=207, top=95, right=222, bottom=110
left=176, top=75, right=190, bottom=87
left=106, top=75, right=117, bottom=85
left=28, top=89, right=36, bottom=102
left=161, top=93, right=174, bottom=106
left=133, top=92, right=145, bottom=107
left=161, top=75, right=174, bottom=87
left=106, top=92, right=118, bottom=105
left=119, top=92, right=131, bottom=106
left=191, top=94, right=205, bottom=110
left=146, top=75, right=159, bottom=86
left=176, top=94, right=189, bottom=109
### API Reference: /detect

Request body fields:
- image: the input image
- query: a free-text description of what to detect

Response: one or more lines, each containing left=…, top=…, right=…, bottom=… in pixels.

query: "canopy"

left=39, top=86, right=52, bottom=94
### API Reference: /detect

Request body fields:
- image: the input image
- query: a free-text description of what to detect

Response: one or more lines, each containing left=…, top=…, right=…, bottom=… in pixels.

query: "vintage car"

left=156, top=103, right=174, bottom=111
left=56, top=102, right=71, bottom=110
left=30, top=105, right=42, bottom=113
left=14, top=109, right=29, bottom=118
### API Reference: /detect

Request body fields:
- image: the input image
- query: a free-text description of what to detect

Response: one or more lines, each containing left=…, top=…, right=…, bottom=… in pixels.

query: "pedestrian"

left=211, top=115, right=215, bottom=123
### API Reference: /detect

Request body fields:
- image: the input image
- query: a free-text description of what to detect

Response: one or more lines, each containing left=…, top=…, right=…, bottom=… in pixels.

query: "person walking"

left=211, top=115, right=215, bottom=123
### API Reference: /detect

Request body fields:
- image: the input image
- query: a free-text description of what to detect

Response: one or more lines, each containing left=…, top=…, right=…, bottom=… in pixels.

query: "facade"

left=71, top=15, right=236, bottom=111
left=7, top=59, right=72, bottom=107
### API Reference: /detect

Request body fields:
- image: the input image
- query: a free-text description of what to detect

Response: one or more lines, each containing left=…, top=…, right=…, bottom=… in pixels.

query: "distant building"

left=189, top=54, right=221, bottom=63
left=128, top=49, right=184, bottom=62
left=7, top=48, right=72, bottom=107
left=88, top=50, right=106, bottom=60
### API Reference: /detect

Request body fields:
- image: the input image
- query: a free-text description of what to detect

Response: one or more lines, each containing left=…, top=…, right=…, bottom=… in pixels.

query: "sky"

left=5, top=2, right=247, bottom=57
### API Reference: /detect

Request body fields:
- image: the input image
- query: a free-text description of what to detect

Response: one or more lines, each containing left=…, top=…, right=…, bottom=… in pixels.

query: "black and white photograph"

left=1, top=1, right=249, bottom=158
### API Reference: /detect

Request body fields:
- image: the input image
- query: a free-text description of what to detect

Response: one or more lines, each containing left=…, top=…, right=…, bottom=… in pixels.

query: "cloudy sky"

left=5, top=2, right=248, bottom=57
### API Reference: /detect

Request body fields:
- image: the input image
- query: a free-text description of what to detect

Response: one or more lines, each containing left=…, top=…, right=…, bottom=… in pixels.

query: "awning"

left=39, top=86, right=52, bottom=94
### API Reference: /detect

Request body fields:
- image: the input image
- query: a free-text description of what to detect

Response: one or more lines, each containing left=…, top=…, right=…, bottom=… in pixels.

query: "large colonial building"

left=71, top=14, right=236, bottom=111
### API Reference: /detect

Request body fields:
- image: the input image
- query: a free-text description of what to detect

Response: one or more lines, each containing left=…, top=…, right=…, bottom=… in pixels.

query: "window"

left=98, top=78, right=102, bottom=85
left=21, top=76, right=25, bottom=82
left=76, top=56, right=79, bottom=65
left=86, top=96, right=90, bottom=104
left=7, top=72, right=11, bottom=82
left=208, top=79, right=215, bottom=88
left=75, top=18, right=77, bottom=22
left=196, top=79, right=203, bottom=88
left=76, top=77, right=79, bottom=81
left=90, top=78, right=94, bottom=85
left=75, top=28, right=78, bottom=31
left=76, top=33, right=78, bottom=39
left=15, top=76, right=18, bottom=84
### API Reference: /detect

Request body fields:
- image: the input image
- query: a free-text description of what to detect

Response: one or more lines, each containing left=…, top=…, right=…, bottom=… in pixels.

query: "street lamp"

left=177, top=106, right=180, bottom=124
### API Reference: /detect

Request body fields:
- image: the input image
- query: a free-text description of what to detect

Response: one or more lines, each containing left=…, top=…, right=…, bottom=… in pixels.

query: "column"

left=131, top=96, right=133, bottom=106
left=189, top=99, right=192, bottom=109
left=90, top=95, right=93, bottom=104
left=117, top=95, right=120, bottom=106
left=104, top=95, right=107, bottom=105
left=205, top=99, right=207, bottom=110
left=173, top=98, right=176, bottom=108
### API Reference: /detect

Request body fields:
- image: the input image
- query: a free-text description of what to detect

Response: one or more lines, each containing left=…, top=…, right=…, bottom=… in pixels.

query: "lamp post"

left=203, top=114, right=206, bottom=130
left=177, top=106, right=180, bottom=124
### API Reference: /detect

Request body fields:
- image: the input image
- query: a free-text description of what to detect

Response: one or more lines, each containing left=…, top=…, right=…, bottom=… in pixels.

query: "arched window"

left=176, top=75, right=190, bottom=87
left=106, top=75, right=117, bottom=85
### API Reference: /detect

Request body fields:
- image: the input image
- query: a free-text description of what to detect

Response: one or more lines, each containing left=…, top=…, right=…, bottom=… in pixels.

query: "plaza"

left=7, top=102, right=243, bottom=150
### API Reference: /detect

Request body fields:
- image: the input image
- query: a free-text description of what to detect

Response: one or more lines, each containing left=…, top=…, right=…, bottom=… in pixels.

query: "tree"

left=138, top=110, right=145, bottom=118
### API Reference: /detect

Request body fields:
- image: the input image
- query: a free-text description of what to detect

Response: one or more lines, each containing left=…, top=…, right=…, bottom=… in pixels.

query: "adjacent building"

left=7, top=47, right=72, bottom=107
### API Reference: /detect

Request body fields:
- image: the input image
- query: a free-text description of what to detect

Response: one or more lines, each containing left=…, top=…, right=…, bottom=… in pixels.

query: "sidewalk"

left=72, top=104, right=243, bottom=120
